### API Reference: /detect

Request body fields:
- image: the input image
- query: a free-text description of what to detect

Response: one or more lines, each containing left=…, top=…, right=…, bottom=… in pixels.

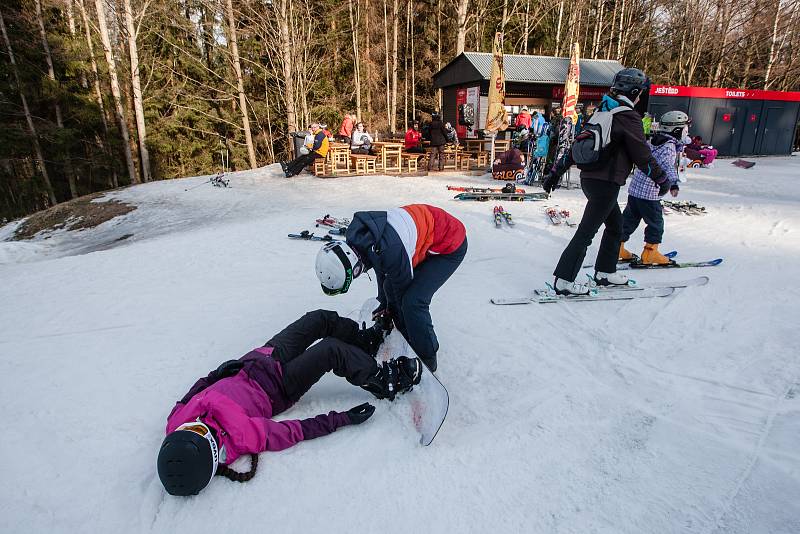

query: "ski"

left=589, top=275, right=709, bottom=292
left=448, top=184, right=525, bottom=194
left=582, top=250, right=677, bottom=269
left=499, top=206, right=514, bottom=226
left=493, top=205, right=503, bottom=228
left=625, top=258, right=723, bottom=270
left=288, top=231, right=342, bottom=242
left=491, top=286, right=675, bottom=305
left=545, top=206, right=562, bottom=225
left=315, top=214, right=350, bottom=229
left=453, top=192, right=548, bottom=202
left=559, top=208, right=576, bottom=227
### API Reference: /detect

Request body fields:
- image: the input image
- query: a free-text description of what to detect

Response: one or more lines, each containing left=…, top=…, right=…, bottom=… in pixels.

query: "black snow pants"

left=390, top=237, right=468, bottom=372
left=286, top=152, right=321, bottom=177
left=265, top=310, right=378, bottom=403
left=553, top=178, right=622, bottom=282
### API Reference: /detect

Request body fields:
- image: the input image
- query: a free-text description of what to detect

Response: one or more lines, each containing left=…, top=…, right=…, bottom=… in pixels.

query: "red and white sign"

left=650, top=85, right=800, bottom=102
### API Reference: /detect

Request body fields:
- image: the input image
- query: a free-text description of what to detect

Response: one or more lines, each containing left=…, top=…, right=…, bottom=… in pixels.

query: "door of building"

left=710, top=107, right=736, bottom=155
left=760, top=107, right=784, bottom=155
left=734, top=102, right=762, bottom=156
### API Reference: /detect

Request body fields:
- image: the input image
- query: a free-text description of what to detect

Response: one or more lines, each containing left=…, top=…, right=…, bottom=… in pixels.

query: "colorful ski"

left=493, top=205, right=503, bottom=227
left=559, top=208, right=576, bottom=227
left=626, top=258, right=723, bottom=270
left=582, top=250, right=677, bottom=269
left=546, top=206, right=562, bottom=225
left=499, top=206, right=514, bottom=226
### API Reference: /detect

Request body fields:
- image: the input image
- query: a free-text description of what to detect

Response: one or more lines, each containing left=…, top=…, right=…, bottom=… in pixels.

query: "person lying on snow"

left=157, top=310, right=421, bottom=496
left=315, top=204, right=467, bottom=372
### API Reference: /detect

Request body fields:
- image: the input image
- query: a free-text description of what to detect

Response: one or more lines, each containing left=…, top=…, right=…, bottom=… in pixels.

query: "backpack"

left=421, top=123, right=431, bottom=141
left=571, top=106, right=629, bottom=170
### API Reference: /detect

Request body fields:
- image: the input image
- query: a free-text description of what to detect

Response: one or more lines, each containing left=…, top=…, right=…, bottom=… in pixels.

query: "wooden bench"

left=350, top=154, right=377, bottom=174
left=457, top=153, right=473, bottom=171
left=469, top=151, right=490, bottom=167
left=401, top=153, right=423, bottom=173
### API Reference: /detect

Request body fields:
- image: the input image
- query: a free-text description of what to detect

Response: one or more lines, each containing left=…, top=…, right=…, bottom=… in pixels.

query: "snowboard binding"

left=360, top=356, right=422, bottom=401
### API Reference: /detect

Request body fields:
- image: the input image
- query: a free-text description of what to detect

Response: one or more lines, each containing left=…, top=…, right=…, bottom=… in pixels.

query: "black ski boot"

left=394, top=356, right=422, bottom=393
left=354, top=322, right=387, bottom=357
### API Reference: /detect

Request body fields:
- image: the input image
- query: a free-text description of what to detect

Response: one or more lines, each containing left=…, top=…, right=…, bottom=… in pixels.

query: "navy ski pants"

left=621, top=195, right=665, bottom=245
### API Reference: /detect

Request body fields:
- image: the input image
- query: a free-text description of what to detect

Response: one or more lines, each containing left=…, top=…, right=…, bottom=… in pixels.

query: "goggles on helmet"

left=176, top=420, right=219, bottom=476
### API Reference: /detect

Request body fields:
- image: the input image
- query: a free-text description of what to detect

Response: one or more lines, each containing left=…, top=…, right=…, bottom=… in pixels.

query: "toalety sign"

left=650, top=85, right=800, bottom=102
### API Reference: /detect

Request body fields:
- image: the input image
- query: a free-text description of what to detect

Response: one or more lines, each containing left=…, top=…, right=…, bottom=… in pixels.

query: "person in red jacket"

left=516, top=107, right=532, bottom=129
left=404, top=121, right=425, bottom=153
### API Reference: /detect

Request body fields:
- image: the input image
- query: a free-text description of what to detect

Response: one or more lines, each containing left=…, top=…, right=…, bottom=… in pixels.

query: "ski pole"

left=184, top=178, right=211, bottom=192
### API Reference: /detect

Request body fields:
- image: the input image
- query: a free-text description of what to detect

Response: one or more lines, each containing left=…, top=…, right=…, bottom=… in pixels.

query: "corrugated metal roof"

left=461, top=52, right=623, bottom=86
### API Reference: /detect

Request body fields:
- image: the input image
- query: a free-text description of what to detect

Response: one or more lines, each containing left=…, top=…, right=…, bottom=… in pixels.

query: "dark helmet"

left=611, top=68, right=649, bottom=100
left=157, top=422, right=219, bottom=496
left=432, top=111, right=441, bottom=119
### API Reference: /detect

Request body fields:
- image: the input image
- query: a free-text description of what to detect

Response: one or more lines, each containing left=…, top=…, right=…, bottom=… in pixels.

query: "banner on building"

left=562, top=43, right=581, bottom=124
left=485, top=32, right=509, bottom=133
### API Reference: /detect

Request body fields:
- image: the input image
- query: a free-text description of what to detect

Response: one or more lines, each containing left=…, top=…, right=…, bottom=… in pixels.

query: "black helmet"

left=157, top=422, right=219, bottom=496
left=611, top=68, right=649, bottom=99
left=432, top=111, right=441, bottom=119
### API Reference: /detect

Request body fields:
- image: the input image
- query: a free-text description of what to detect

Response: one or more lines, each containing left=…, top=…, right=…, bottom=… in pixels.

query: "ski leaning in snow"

left=545, top=206, right=576, bottom=226
left=493, top=206, right=503, bottom=227
left=545, top=207, right=562, bottom=225
left=499, top=206, right=514, bottom=226
left=358, top=298, right=448, bottom=446
left=453, top=192, right=548, bottom=202
left=490, top=286, right=675, bottom=305
left=559, top=208, right=576, bottom=227
left=287, top=231, right=342, bottom=242
left=581, top=250, right=677, bottom=268
left=624, top=258, right=723, bottom=270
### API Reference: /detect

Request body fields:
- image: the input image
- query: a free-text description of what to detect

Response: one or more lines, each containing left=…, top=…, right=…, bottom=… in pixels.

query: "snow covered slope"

left=1, top=158, right=799, bottom=534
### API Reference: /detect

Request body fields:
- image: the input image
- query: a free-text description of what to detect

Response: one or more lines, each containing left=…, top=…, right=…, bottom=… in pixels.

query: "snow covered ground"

left=2, top=156, right=799, bottom=534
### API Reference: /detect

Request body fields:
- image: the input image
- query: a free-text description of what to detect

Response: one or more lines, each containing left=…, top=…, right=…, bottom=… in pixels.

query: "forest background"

left=1, top=0, right=799, bottom=220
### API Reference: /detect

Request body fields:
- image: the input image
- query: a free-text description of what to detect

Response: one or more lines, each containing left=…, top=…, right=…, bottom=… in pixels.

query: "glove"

left=346, top=402, right=375, bottom=425
left=371, top=308, right=394, bottom=333
left=542, top=172, right=559, bottom=194
left=210, top=359, right=244, bottom=380
left=355, top=321, right=386, bottom=357
left=658, top=180, right=671, bottom=197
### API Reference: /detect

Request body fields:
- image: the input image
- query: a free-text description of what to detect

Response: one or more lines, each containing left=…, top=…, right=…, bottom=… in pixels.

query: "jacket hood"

left=347, top=211, right=390, bottom=270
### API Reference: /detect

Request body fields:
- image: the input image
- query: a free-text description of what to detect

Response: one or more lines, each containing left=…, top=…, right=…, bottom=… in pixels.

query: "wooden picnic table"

left=371, top=141, right=404, bottom=173
left=328, top=142, right=351, bottom=175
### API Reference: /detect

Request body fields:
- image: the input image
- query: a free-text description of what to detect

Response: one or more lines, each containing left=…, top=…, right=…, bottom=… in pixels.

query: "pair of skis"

left=453, top=191, right=548, bottom=202
left=448, top=184, right=525, bottom=194
left=582, top=251, right=723, bottom=270
left=288, top=230, right=342, bottom=242
left=545, top=206, right=575, bottom=227
left=490, top=275, right=710, bottom=305
left=316, top=214, right=350, bottom=235
left=662, top=201, right=707, bottom=216
left=493, top=206, right=514, bottom=227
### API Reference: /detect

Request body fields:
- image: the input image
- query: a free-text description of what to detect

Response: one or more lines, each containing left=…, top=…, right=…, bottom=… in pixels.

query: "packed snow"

left=2, top=156, right=799, bottom=534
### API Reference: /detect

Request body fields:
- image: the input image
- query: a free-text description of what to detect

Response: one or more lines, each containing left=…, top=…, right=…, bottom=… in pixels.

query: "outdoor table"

left=372, top=141, right=404, bottom=173
left=464, top=139, right=491, bottom=152
left=328, top=142, right=351, bottom=175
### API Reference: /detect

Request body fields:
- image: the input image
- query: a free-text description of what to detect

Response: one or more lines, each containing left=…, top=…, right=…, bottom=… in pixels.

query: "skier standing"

left=157, top=310, right=421, bottom=496
left=426, top=112, right=449, bottom=172
left=315, top=204, right=467, bottom=371
left=542, top=68, right=667, bottom=295
left=619, top=111, right=689, bottom=265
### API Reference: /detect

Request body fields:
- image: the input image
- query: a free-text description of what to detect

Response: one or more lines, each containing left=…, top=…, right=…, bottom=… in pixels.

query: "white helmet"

left=315, top=241, right=362, bottom=295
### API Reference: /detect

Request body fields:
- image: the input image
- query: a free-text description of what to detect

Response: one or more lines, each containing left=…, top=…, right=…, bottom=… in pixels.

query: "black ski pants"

left=428, top=145, right=445, bottom=171
left=621, top=195, right=665, bottom=245
left=553, top=178, right=622, bottom=282
left=390, top=237, right=468, bottom=372
left=286, top=152, right=321, bottom=176
left=265, top=310, right=377, bottom=403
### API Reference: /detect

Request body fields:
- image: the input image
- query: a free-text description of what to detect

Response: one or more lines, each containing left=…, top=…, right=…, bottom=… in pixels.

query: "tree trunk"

left=437, top=0, right=442, bottom=109
left=94, top=0, right=139, bottom=184
left=555, top=0, right=565, bottom=56
left=456, top=0, right=468, bottom=55
left=592, top=0, right=604, bottom=58
left=76, top=0, right=116, bottom=188
left=365, top=0, right=372, bottom=115
left=390, top=0, right=399, bottom=133
left=712, top=1, right=733, bottom=86
left=616, top=0, right=625, bottom=60
left=349, top=0, right=362, bottom=120
left=383, top=0, right=391, bottom=128
left=122, top=0, right=151, bottom=182
left=277, top=0, right=297, bottom=133
left=225, top=0, right=257, bottom=168
left=764, top=0, right=783, bottom=89
left=1, top=8, right=57, bottom=205
left=523, top=0, right=530, bottom=54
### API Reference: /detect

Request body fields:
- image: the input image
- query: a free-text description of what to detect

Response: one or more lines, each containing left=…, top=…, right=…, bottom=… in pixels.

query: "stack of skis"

left=449, top=183, right=547, bottom=202
left=287, top=215, right=350, bottom=242
left=662, top=201, right=707, bottom=216
left=493, top=206, right=514, bottom=227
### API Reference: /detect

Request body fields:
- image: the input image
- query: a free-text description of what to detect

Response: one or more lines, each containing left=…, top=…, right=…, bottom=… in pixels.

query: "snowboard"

left=358, top=298, right=449, bottom=446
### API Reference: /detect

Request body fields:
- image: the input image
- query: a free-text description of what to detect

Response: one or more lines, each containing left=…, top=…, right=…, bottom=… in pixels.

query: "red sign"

left=750, top=114, right=758, bottom=122
left=722, top=113, right=732, bottom=122
left=650, top=85, right=800, bottom=102
left=552, top=86, right=608, bottom=101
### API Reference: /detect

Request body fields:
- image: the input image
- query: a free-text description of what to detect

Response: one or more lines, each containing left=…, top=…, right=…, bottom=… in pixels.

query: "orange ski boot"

left=618, top=242, right=636, bottom=263
left=640, top=243, right=672, bottom=265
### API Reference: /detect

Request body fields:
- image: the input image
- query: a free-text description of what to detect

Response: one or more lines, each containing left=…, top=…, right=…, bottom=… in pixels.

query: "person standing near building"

left=427, top=112, right=448, bottom=172
left=516, top=107, right=532, bottom=129
left=542, top=68, right=667, bottom=295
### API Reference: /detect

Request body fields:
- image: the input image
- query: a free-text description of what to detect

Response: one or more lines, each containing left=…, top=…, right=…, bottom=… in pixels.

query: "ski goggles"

left=321, top=243, right=356, bottom=296
left=177, top=420, right=219, bottom=476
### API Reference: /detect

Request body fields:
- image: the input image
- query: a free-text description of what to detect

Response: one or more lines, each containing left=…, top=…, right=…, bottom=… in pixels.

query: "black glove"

left=371, top=308, right=394, bottom=333
left=542, top=172, right=559, bottom=194
left=355, top=321, right=386, bottom=357
left=346, top=402, right=375, bottom=425
left=658, top=179, right=671, bottom=197
left=210, top=359, right=244, bottom=380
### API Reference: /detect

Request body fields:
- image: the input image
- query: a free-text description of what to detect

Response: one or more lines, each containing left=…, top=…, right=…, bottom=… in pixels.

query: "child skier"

left=619, top=111, right=689, bottom=264
left=315, top=204, right=467, bottom=372
left=157, top=310, right=421, bottom=496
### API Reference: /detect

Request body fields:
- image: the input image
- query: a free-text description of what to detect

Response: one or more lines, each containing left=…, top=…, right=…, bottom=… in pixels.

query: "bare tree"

left=225, top=0, right=257, bottom=168
left=456, top=0, right=468, bottom=55
left=122, top=0, right=151, bottom=181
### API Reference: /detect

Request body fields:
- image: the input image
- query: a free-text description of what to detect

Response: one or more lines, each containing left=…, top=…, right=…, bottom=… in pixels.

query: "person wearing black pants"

left=542, top=68, right=667, bottom=295
left=553, top=180, right=622, bottom=283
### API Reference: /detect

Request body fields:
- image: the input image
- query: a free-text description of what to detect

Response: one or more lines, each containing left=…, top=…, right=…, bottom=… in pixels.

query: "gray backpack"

left=571, top=106, right=629, bottom=170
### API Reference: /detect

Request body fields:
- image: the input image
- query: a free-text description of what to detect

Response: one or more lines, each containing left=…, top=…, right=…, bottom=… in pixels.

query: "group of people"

left=158, top=203, right=468, bottom=496
left=158, top=66, right=698, bottom=497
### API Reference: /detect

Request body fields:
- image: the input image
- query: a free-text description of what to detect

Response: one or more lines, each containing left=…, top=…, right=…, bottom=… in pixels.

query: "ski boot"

left=618, top=242, right=637, bottom=263
left=594, top=271, right=631, bottom=287
left=553, top=278, right=591, bottom=296
left=640, top=243, right=673, bottom=265
left=354, top=322, right=387, bottom=357
left=360, top=357, right=422, bottom=401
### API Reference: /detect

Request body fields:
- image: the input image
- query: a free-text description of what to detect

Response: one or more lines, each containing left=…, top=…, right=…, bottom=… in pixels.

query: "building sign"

left=552, top=86, right=607, bottom=101
left=650, top=85, right=800, bottom=102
